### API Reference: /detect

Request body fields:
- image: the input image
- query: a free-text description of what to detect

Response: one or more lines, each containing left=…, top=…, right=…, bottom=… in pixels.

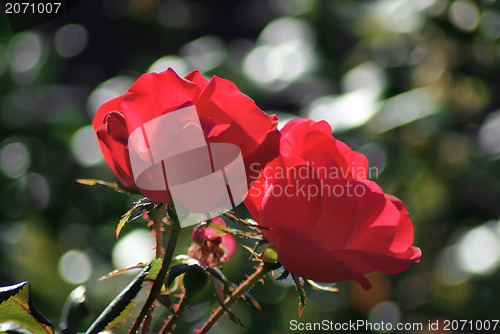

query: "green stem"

left=140, top=204, right=164, bottom=334
left=129, top=204, right=181, bottom=334
left=140, top=306, right=153, bottom=334
left=151, top=205, right=166, bottom=259
left=160, top=294, right=191, bottom=334
left=197, top=263, right=270, bottom=334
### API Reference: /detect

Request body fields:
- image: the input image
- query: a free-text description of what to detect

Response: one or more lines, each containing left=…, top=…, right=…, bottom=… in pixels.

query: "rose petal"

left=268, top=226, right=372, bottom=289
left=185, top=70, right=210, bottom=90
left=121, top=68, right=200, bottom=133
left=243, top=116, right=281, bottom=184
left=260, top=154, right=323, bottom=234
left=195, top=76, right=277, bottom=156
left=206, top=217, right=237, bottom=261
left=332, top=247, right=421, bottom=275
left=281, top=119, right=368, bottom=180
left=93, top=97, right=136, bottom=188
left=384, top=194, right=418, bottom=253
left=104, top=111, right=129, bottom=145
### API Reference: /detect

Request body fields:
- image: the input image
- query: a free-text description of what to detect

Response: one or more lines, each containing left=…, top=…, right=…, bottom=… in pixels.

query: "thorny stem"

left=140, top=308, right=153, bottom=334
left=197, top=263, right=270, bottom=334
left=129, top=204, right=181, bottom=334
left=141, top=205, right=164, bottom=334
left=160, top=294, right=191, bottom=334
left=152, top=204, right=166, bottom=259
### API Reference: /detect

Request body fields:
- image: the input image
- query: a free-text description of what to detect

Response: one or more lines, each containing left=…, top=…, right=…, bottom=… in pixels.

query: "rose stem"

left=129, top=204, right=181, bottom=334
left=144, top=204, right=166, bottom=331
left=151, top=204, right=166, bottom=259
left=140, top=310, right=153, bottom=334
left=160, top=294, right=191, bottom=333
left=197, top=262, right=270, bottom=334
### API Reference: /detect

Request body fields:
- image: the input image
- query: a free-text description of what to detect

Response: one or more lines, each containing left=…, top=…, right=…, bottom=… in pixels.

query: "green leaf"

left=240, top=244, right=260, bottom=259
left=165, top=263, right=208, bottom=292
left=228, top=312, right=246, bottom=328
left=165, top=264, right=192, bottom=289
left=274, top=268, right=290, bottom=281
left=262, top=261, right=282, bottom=272
left=116, top=211, right=133, bottom=239
left=98, top=258, right=161, bottom=282
left=76, top=179, right=139, bottom=194
left=144, top=258, right=163, bottom=282
left=115, top=197, right=153, bottom=238
left=222, top=212, right=269, bottom=230
left=207, top=222, right=261, bottom=239
left=98, top=264, right=148, bottom=281
left=0, top=281, right=54, bottom=334
left=305, top=280, right=339, bottom=293
left=183, top=266, right=208, bottom=299
left=58, top=285, right=88, bottom=334
left=291, top=274, right=306, bottom=318
left=84, top=264, right=150, bottom=334
left=0, top=322, right=35, bottom=333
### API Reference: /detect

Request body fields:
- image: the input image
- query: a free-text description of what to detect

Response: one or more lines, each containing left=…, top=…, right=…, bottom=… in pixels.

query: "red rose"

left=93, top=68, right=280, bottom=204
left=244, top=119, right=421, bottom=290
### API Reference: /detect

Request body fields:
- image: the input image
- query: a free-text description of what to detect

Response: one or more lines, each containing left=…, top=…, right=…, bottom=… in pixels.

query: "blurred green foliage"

left=1, top=0, right=500, bottom=333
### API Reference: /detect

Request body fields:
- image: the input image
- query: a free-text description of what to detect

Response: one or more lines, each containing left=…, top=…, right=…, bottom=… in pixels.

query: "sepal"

left=0, top=281, right=53, bottom=334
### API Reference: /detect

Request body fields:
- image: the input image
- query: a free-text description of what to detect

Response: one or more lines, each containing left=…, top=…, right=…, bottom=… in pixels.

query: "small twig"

left=222, top=212, right=269, bottom=230
left=160, top=294, right=191, bottom=333
left=140, top=306, right=153, bottom=334
left=197, top=263, right=271, bottom=334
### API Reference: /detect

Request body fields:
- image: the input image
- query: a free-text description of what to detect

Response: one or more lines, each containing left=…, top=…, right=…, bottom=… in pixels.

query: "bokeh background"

left=1, top=0, right=500, bottom=333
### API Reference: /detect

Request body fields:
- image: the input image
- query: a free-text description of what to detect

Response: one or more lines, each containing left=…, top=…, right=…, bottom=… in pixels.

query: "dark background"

left=1, top=0, right=500, bottom=333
